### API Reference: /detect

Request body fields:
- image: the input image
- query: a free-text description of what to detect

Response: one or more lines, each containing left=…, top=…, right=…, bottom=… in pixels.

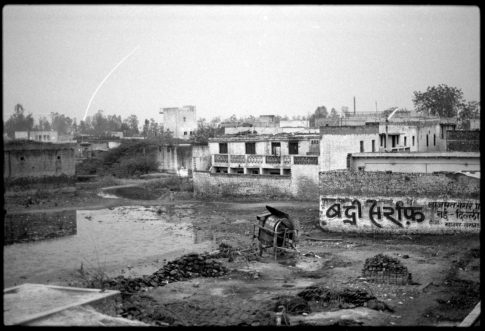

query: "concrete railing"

left=212, top=154, right=318, bottom=167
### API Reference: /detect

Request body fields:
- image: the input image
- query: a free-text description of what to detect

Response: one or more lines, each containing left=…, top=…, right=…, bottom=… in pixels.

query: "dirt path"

left=4, top=181, right=480, bottom=326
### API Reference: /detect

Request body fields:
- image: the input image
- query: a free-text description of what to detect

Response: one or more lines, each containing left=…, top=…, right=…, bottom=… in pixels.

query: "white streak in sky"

left=83, top=45, right=140, bottom=121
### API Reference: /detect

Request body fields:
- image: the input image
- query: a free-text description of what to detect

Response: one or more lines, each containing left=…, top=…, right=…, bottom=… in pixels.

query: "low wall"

left=319, top=170, right=480, bottom=234
left=290, top=164, right=320, bottom=200
left=349, top=152, right=480, bottom=173
left=193, top=171, right=292, bottom=198
left=4, top=210, right=77, bottom=245
left=320, top=196, right=480, bottom=233
left=446, top=130, right=480, bottom=152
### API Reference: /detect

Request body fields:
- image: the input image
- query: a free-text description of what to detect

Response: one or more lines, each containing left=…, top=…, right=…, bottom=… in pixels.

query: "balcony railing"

left=293, top=156, right=319, bottom=165
left=212, top=154, right=318, bottom=167
left=214, top=154, right=228, bottom=163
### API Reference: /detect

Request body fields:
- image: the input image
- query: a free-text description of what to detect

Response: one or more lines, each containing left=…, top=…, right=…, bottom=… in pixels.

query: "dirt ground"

left=4, top=178, right=481, bottom=326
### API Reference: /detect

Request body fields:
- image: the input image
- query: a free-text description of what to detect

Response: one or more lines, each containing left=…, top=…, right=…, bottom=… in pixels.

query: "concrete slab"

left=3, top=283, right=120, bottom=325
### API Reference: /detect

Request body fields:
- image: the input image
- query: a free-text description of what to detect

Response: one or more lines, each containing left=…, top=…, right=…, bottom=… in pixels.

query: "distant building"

left=159, top=105, right=197, bottom=140
left=4, top=141, right=76, bottom=190
left=209, top=132, right=320, bottom=175
left=14, top=130, right=75, bottom=143
left=15, top=130, right=58, bottom=142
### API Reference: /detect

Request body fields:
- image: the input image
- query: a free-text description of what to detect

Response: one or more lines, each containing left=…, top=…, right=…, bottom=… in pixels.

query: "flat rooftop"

left=351, top=152, right=480, bottom=158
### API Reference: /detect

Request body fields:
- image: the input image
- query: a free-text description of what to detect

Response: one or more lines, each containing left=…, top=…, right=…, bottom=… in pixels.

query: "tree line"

left=3, top=84, right=480, bottom=141
left=3, top=108, right=168, bottom=139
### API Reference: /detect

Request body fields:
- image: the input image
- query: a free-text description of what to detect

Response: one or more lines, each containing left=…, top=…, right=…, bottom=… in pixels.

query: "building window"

left=433, top=134, right=436, bottom=146
left=183, top=117, right=186, bottom=122
left=426, top=134, right=429, bottom=147
left=360, top=141, right=364, bottom=152
left=289, top=141, right=299, bottom=154
left=219, top=143, right=228, bottom=154
left=371, top=140, right=375, bottom=152
left=245, top=142, right=256, bottom=154
left=184, top=131, right=187, bottom=136
left=404, top=136, right=407, bottom=146
left=271, top=142, right=281, bottom=155
left=412, top=136, right=415, bottom=146
left=189, top=131, right=193, bottom=135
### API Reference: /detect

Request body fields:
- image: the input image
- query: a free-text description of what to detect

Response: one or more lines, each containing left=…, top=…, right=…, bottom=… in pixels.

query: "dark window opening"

left=412, top=136, right=415, bottom=146
left=245, top=142, right=256, bottom=154
left=433, top=134, right=436, bottom=146
left=57, top=156, right=61, bottom=160
left=404, top=137, right=407, bottom=146
left=372, top=140, right=375, bottom=152
left=219, top=143, right=228, bottom=154
left=426, top=135, right=429, bottom=147
left=360, top=141, right=364, bottom=152
left=184, top=131, right=187, bottom=136
left=271, top=142, right=281, bottom=155
left=20, top=156, right=25, bottom=161
left=289, top=141, right=299, bottom=154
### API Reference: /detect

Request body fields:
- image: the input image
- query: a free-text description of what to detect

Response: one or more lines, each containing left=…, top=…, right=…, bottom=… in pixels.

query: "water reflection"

left=3, top=205, right=216, bottom=288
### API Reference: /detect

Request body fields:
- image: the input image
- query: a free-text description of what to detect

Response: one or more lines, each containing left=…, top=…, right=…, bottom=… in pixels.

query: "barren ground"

left=4, top=178, right=480, bottom=326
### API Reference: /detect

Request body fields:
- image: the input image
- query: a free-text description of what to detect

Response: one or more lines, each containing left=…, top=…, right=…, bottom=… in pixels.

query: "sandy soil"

left=4, top=179, right=480, bottom=326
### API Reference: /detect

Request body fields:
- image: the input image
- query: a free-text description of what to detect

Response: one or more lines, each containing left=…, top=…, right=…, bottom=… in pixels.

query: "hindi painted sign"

left=320, top=196, right=480, bottom=233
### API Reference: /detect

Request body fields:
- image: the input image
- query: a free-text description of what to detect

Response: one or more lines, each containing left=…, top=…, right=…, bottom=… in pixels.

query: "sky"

left=2, top=5, right=480, bottom=124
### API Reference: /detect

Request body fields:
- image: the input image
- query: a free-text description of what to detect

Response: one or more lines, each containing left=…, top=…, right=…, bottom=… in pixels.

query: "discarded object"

left=304, top=237, right=343, bottom=242
left=362, top=254, right=412, bottom=285
left=254, top=205, right=299, bottom=259
left=459, top=301, right=480, bottom=327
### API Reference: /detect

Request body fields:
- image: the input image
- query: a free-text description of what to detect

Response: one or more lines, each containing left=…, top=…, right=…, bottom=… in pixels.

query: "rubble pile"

left=103, top=253, right=228, bottom=296
left=362, top=253, right=411, bottom=284
left=297, top=284, right=332, bottom=302
left=213, top=242, right=260, bottom=262
left=274, top=295, right=311, bottom=314
left=296, top=285, right=394, bottom=311
left=149, top=253, right=228, bottom=282
left=336, top=288, right=376, bottom=306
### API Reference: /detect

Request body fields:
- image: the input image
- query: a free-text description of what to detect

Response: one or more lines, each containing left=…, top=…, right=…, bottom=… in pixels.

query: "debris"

left=362, top=254, right=411, bottom=285
left=304, top=237, right=343, bottom=242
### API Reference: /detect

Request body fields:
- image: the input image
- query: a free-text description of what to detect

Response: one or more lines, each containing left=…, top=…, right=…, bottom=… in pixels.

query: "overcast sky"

left=3, top=5, right=480, bottom=124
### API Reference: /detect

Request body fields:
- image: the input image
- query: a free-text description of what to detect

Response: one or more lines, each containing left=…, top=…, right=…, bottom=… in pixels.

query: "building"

left=348, top=152, right=480, bottom=173
left=209, top=132, right=320, bottom=175
left=379, top=119, right=456, bottom=152
left=159, top=105, right=197, bottom=140
left=320, top=124, right=380, bottom=171
left=156, top=142, right=193, bottom=173
left=4, top=141, right=76, bottom=191
left=14, top=130, right=75, bottom=143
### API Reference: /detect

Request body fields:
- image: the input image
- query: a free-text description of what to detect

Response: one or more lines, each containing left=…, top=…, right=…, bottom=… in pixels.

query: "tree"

left=3, top=104, right=34, bottom=138
left=329, top=108, right=339, bottom=119
left=123, top=114, right=139, bottom=136
left=106, top=114, right=122, bottom=133
left=36, top=116, right=52, bottom=131
left=142, top=119, right=150, bottom=137
left=309, top=106, right=328, bottom=127
left=458, top=101, right=480, bottom=129
left=91, top=110, right=109, bottom=136
left=51, top=112, right=74, bottom=135
left=412, top=84, right=464, bottom=117
left=190, top=118, right=223, bottom=144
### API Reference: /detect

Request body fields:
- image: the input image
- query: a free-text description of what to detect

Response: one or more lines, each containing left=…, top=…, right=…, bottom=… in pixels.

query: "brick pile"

left=362, top=253, right=411, bottom=285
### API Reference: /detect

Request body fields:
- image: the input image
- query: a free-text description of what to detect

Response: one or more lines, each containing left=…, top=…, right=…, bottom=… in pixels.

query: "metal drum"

left=255, top=206, right=299, bottom=258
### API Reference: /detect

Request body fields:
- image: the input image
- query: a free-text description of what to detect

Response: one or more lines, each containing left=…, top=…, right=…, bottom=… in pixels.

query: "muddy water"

left=3, top=205, right=216, bottom=288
